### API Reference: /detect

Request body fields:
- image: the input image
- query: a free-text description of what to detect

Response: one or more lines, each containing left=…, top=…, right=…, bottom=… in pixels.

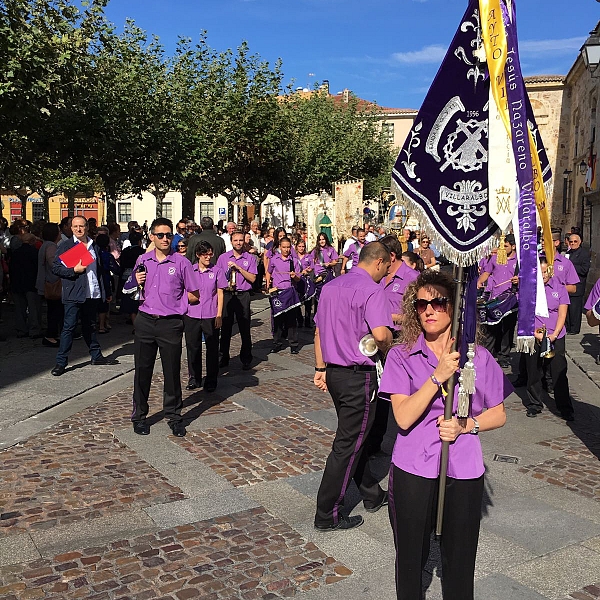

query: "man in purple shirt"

left=216, top=231, right=258, bottom=370
left=313, top=242, right=393, bottom=531
left=477, top=234, right=519, bottom=368
left=585, top=278, right=600, bottom=365
left=341, top=227, right=366, bottom=273
left=125, top=218, right=199, bottom=437
left=184, top=241, right=227, bottom=392
left=379, top=234, right=419, bottom=331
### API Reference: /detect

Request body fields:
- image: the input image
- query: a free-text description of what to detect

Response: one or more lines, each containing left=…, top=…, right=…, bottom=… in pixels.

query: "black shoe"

left=133, top=421, right=150, bottom=435
left=242, top=362, right=252, bottom=371
left=511, top=376, right=527, bottom=387
left=526, top=408, right=540, bottom=418
left=51, top=364, right=66, bottom=376
left=561, top=412, right=574, bottom=422
left=186, top=380, right=199, bottom=390
left=42, top=338, right=60, bottom=348
left=91, top=357, right=119, bottom=365
left=204, top=385, right=217, bottom=393
left=290, top=347, right=300, bottom=355
left=219, top=358, right=229, bottom=368
left=170, top=422, right=186, bottom=437
left=364, top=491, right=388, bottom=513
left=269, top=345, right=282, bottom=354
left=498, top=360, right=510, bottom=369
left=314, top=514, right=364, bottom=532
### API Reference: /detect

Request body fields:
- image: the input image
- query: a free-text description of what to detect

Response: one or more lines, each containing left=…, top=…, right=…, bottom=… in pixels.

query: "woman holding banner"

left=379, top=270, right=509, bottom=600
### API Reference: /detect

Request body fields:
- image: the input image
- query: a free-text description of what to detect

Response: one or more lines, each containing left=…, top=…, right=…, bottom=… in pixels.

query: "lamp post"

left=563, top=169, right=572, bottom=214
left=580, top=25, right=600, bottom=78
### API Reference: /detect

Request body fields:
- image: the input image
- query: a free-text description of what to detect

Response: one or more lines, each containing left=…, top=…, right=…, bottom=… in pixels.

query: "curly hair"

left=397, top=269, right=456, bottom=350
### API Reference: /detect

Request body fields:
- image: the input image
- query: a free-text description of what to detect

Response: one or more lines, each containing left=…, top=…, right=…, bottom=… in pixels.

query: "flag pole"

left=435, top=265, right=465, bottom=536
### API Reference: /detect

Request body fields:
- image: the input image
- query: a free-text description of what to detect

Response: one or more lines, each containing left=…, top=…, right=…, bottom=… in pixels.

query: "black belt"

left=140, top=311, right=183, bottom=320
left=223, top=289, right=249, bottom=296
left=327, top=363, right=376, bottom=372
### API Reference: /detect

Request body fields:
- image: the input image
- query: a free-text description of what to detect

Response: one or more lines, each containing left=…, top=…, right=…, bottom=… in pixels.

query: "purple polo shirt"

left=297, top=253, right=314, bottom=271
left=315, top=267, right=392, bottom=367
left=312, top=246, right=338, bottom=276
left=380, top=261, right=419, bottom=327
left=216, top=250, right=257, bottom=292
left=380, top=336, right=511, bottom=479
left=535, top=278, right=569, bottom=339
left=584, top=278, right=600, bottom=311
left=268, top=253, right=300, bottom=289
left=133, top=251, right=198, bottom=316
left=551, top=253, right=579, bottom=287
left=343, top=241, right=364, bottom=268
left=186, top=264, right=227, bottom=319
left=482, top=253, right=518, bottom=299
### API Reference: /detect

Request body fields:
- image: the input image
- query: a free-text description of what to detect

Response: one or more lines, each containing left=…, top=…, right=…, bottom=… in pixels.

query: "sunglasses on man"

left=153, top=232, right=174, bottom=240
left=413, top=297, right=449, bottom=314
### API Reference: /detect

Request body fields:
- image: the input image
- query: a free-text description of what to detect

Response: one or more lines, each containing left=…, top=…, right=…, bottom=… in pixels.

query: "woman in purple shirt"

left=311, top=233, right=339, bottom=310
left=295, top=239, right=315, bottom=328
left=523, top=257, right=574, bottom=420
left=380, top=270, right=509, bottom=600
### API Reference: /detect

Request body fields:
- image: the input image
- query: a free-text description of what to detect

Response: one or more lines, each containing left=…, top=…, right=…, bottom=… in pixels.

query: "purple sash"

left=477, top=290, right=518, bottom=326
left=270, top=287, right=301, bottom=318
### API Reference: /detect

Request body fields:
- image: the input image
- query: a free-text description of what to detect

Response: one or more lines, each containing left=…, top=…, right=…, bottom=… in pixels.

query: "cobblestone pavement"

left=1, top=299, right=600, bottom=599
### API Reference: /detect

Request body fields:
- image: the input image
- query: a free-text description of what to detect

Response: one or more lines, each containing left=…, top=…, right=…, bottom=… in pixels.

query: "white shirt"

left=365, top=232, right=377, bottom=243
left=342, top=236, right=357, bottom=270
left=74, top=236, right=101, bottom=299
left=221, top=232, right=233, bottom=252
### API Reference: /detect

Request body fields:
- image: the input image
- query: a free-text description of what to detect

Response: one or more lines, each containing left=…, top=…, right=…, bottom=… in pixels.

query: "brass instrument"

left=536, top=325, right=555, bottom=359
left=227, top=267, right=237, bottom=292
left=358, top=334, right=378, bottom=357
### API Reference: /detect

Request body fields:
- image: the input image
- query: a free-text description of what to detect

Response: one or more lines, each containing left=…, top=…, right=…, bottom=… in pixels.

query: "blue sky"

left=102, top=0, right=599, bottom=109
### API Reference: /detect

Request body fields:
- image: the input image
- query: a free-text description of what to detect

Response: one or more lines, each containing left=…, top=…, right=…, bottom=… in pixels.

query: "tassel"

left=461, top=343, right=476, bottom=394
left=457, top=382, right=470, bottom=419
left=496, top=233, right=507, bottom=264
left=516, top=335, right=536, bottom=355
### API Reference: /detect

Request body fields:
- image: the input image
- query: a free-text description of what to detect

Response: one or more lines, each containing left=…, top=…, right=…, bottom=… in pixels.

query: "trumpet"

left=359, top=334, right=378, bottom=357
left=227, top=267, right=237, bottom=292
left=536, top=325, right=555, bottom=359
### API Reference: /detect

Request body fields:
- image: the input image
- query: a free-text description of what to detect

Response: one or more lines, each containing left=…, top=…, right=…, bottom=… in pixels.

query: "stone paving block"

left=0, top=533, right=40, bottom=567
left=227, top=395, right=291, bottom=419
left=481, top=494, right=600, bottom=555
left=172, top=415, right=333, bottom=487
left=581, top=536, right=600, bottom=554
left=526, top=484, right=600, bottom=525
left=474, top=530, right=537, bottom=578
left=504, top=546, right=600, bottom=600
left=474, top=573, right=550, bottom=600
left=302, top=409, right=338, bottom=432
left=0, top=508, right=352, bottom=599
left=144, top=490, right=260, bottom=528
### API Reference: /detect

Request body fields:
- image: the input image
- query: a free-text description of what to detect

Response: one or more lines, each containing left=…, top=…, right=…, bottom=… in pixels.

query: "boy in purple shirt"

left=184, top=241, right=227, bottom=392
left=380, top=269, right=508, bottom=600
left=125, top=218, right=199, bottom=438
left=216, top=231, right=258, bottom=370
left=522, top=256, right=573, bottom=420
left=313, top=242, right=393, bottom=532
left=267, top=237, right=301, bottom=354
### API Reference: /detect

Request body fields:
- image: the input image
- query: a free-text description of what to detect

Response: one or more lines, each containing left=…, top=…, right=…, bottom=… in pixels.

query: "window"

left=118, top=202, right=132, bottom=223
left=382, top=122, right=395, bottom=145
left=31, top=202, right=45, bottom=221
left=198, top=202, right=213, bottom=221
left=162, top=202, right=172, bottom=220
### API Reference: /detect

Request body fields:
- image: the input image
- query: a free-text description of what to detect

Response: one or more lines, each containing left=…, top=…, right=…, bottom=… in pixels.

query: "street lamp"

left=579, top=160, right=588, bottom=176
left=580, top=25, right=600, bottom=77
left=562, top=169, right=572, bottom=214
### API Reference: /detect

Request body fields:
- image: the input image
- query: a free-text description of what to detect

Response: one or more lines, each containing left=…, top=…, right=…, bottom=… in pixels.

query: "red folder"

left=59, top=242, right=94, bottom=268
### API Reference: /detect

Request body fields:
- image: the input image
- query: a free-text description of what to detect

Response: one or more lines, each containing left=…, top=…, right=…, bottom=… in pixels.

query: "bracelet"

left=315, top=367, right=326, bottom=372
left=430, top=373, right=443, bottom=386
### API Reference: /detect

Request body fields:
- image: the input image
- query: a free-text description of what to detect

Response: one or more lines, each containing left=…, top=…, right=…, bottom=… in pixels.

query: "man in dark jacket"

left=9, top=233, right=42, bottom=338
left=186, top=216, right=226, bottom=266
left=565, top=233, right=591, bottom=334
left=50, top=216, right=118, bottom=376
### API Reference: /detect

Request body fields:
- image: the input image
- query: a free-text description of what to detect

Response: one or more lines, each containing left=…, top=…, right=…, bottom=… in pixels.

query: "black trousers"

left=566, top=294, right=583, bottom=334
left=315, top=367, right=385, bottom=526
left=273, top=311, right=298, bottom=348
left=132, top=312, right=184, bottom=425
left=389, top=466, right=484, bottom=600
left=481, top=311, right=517, bottom=363
left=220, top=291, right=252, bottom=365
left=183, top=315, right=220, bottom=388
left=523, top=336, right=573, bottom=416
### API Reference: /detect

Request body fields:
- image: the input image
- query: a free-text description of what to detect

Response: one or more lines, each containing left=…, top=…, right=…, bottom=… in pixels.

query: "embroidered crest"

left=168, top=267, right=176, bottom=275
left=209, top=273, right=214, bottom=279
left=243, top=261, right=248, bottom=267
left=273, top=298, right=282, bottom=308
left=392, top=284, right=400, bottom=292
left=552, top=292, right=559, bottom=298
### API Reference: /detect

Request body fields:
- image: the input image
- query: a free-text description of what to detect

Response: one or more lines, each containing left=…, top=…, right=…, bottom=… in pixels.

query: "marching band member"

left=341, top=227, right=366, bottom=273
left=313, top=242, right=392, bottom=531
left=217, top=231, right=257, bottom=370
left=476, top=234, right=519, bottom=368
left=379, top=235, right=419, bottom=332
left=183, top=241, right=227, bottom=392
left=311, top=233, right=338, bottom=308
left=380, top=270, right=508, bottom=600
left=295, top=239, right=316, bottom=328
left=585, top=277, right=600, bottom=327
left=267, top=237, right=301, bottom=354
left=523, top=257, right=574, bottom=420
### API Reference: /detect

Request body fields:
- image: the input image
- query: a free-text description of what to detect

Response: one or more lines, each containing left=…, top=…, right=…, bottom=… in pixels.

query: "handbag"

left=44, top=279, right=62, bottom=300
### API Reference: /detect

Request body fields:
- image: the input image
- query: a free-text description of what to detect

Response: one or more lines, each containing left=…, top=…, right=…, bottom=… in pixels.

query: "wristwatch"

left=315, top=367, right=326, bottom=372
left=469, top=418, right=480, bottom=435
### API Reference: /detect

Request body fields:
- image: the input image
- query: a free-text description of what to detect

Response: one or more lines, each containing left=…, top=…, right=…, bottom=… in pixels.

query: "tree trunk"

left=67, top=191, right=76, bottom=216
left=181, top=183, right=197, bottom=221
left=16, top=189, right=29, bottom=220
left=153, top=185, right=167, bottom=219
left=105, top=183, right=117, bottom=225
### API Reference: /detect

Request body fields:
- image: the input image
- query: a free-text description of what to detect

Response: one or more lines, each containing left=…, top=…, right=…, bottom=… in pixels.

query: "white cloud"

left=519, top=36, right=585, bottom=55
left=392, top=44, right=447, bottom=64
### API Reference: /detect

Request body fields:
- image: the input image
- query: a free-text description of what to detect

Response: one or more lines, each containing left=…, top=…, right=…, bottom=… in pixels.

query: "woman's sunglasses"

left=177, top=244, right=187, bottom=249
left=414, top=297, right=449, bottom=314
left=153, top=232, right=174, bottom=240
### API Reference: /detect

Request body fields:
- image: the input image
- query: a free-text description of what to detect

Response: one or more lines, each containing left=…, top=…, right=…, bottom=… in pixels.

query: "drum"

left=296, top=274, right=316, bottom=303
left=269, top=287, right=301, bottom=318
left=477, top=290, right=518, bottom=326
